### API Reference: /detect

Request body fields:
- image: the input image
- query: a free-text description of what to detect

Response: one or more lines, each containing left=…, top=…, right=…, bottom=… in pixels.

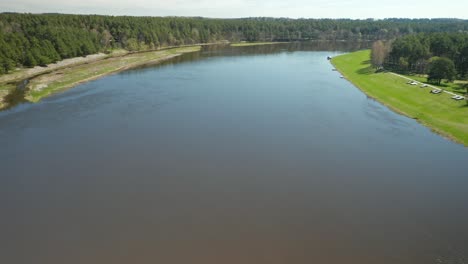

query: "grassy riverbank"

left=0, top=46, right=201, bottom=108
left=332, top=50, right=468, bottom=146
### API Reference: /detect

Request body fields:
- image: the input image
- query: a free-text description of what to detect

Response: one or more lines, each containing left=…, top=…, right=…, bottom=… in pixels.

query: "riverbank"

left=332, top=50, right=468, bottom=146
left=0, top=52, right=118, bottom=108
left=0, top=46, right=201, bottom=109
left=230, top=41, right=287, bottom=47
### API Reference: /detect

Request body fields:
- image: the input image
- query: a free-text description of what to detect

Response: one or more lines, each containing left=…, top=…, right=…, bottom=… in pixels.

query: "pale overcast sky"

left=1, top=0, right=467, bottom=19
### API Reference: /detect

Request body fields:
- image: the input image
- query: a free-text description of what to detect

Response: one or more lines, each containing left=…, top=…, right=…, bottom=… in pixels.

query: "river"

left=1, top=43, right=467, bottom=264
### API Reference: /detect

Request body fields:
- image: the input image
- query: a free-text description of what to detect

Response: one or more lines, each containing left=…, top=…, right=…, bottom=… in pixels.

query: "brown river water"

left=1, top=43, right=467, bottom=264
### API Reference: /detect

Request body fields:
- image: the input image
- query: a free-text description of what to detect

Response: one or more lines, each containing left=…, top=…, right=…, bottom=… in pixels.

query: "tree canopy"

left=427, top=57, right=457, bottom=84
left=385, top=32, right=468, bottom=77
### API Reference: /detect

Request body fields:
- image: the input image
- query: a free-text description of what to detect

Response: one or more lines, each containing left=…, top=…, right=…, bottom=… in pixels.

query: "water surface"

left=1, top=43, right=467, bottom=264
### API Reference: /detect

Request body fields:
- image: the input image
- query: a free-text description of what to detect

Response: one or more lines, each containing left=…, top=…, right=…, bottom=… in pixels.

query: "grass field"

left=332, top=50, right=468, bottom=146
left=401, top=74, right=467, bottom=95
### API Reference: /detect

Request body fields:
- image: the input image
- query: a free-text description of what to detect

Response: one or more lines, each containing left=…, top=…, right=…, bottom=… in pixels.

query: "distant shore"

left=332, top=50, right=468, bottom=146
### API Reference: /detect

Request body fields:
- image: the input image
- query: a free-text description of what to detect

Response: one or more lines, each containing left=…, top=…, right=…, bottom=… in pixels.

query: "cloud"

left=0, top=0, right=467, bottom=18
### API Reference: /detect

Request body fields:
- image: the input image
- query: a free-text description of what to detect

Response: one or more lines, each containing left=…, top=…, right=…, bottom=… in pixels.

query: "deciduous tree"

left=371, top=40, right=386, bottom=69
left=427, top=57, right=456, bottom=85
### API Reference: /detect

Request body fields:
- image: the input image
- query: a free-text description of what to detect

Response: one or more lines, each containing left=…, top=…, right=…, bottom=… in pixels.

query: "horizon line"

left=1, top=12, right=467, bottom=21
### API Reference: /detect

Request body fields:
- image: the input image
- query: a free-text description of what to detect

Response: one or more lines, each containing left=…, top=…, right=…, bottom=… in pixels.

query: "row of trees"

left=2, top=13, right=468, bottom=74
left=370, top=32, right=468, bottom=84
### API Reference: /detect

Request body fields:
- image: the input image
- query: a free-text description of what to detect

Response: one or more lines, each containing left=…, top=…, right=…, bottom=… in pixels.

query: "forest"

left=370, top=32, right=468, bottom=83
left=1, top=13, right=468, bottom=74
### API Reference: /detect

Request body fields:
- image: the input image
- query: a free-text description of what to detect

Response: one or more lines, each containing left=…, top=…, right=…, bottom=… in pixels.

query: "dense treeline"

left=382, top=32, right=468, bottom=81
left=1, top=13, right=468, bottom=74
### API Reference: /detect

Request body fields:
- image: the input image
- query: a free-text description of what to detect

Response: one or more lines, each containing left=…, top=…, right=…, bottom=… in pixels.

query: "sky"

left=1, top=0, right=467, bottom=19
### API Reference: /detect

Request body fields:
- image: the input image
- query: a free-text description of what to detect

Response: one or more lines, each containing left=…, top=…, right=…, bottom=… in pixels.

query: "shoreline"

left=0, top=46, right=203, bottom=109
left=230, top=41, right=288, bottom=47
left=331, top=50, right=468, bottom=147
left=26, top=54, right=181, bottom=102
left=0, top=41, right=292, bottom=109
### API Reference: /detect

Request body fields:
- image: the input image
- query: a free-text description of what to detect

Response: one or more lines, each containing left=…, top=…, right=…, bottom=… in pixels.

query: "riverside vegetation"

left=371, top=32, right=468, bottom=80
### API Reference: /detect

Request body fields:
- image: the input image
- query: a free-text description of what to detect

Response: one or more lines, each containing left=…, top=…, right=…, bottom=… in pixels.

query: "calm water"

left=1, top=43, right=467, bottom=264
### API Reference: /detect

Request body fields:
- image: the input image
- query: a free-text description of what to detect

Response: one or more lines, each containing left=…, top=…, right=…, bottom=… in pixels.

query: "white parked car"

left=452, top=95, right=465, bottom=100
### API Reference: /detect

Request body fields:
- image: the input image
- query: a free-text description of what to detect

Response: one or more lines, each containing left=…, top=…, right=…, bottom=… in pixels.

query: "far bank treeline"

left=371, top=32, right=468, bottom=83
left=2, top=13, right=468, bottom=74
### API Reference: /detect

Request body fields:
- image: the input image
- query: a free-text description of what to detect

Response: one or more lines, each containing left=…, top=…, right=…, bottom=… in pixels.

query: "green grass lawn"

left=401, top=74, right=467, bottom=95
left=332, top=50, right=468, bottom=146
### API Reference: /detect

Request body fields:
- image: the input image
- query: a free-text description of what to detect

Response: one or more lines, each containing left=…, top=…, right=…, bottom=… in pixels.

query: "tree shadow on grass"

left=361, top=60, right=371, bottom=65
left=435, top=83, right=450, bottom=88
left=356, top=66, right=374, bottom=75
left=453, top=83, right=468, bottom=91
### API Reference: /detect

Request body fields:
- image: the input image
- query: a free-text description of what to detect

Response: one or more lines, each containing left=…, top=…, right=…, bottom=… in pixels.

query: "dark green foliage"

left=1, top=13, right=468, bottom=74
left=23, top=50, right=36, bottom=67
left=0, top=56, right=14, bottom=74
left=386, top=32, right=468, bottom=76
left=458, top=45, right=468, bottom=77
left=427, top=57, right=456, bottom=84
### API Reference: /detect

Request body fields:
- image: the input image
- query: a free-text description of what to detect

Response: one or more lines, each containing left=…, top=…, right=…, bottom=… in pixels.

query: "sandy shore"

left=0, top=53, right=111, bottom=84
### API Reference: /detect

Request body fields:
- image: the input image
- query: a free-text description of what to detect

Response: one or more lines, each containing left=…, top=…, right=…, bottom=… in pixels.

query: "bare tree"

left=371, top=40, right=388, bottom=69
